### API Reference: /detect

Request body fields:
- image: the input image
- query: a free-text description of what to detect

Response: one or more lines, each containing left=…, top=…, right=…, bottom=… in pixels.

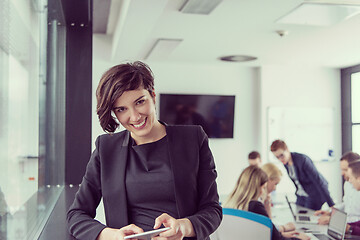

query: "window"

left=0, top=0, right=65, bottom=238
left=341, top=65, right=360, bottom=154
left=351, top=72, right=360, bottom=153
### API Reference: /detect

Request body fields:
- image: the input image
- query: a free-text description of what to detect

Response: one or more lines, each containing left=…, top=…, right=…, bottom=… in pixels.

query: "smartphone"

left=124, top=227, right=171, bottom=240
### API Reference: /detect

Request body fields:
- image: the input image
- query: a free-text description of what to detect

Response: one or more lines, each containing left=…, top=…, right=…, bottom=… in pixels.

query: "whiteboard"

left=267, top=107, right=335, bottom=162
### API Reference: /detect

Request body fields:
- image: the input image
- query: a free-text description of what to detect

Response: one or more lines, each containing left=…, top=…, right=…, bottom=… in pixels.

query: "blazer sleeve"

left=67, top=137, right=106, bottom=240
left=301, top=156, right=335, bottom=207
left=186, top=127, right=223, bottom=240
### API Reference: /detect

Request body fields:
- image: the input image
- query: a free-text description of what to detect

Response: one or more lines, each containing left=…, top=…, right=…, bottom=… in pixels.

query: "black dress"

left=126, top=136, right=178, bottom=231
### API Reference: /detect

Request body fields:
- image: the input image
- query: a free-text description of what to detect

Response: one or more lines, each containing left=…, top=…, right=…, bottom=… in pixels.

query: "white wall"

left=150, top=63, right=261, bottom=195
left=92, top=36, right=342, bottom=205
left=260, top=65, right=342, bottom=204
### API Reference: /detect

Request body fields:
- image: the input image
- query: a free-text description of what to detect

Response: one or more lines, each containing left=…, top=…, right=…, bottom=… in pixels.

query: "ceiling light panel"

left=276, top=3, right=360, bottom=26
left=179, top=0, right=222, bottom=14
left=145, top=39, right=183, bottom=61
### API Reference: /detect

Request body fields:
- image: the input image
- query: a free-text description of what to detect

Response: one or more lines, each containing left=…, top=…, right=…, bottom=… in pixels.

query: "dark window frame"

left=341, top=64, right=360, bottom=153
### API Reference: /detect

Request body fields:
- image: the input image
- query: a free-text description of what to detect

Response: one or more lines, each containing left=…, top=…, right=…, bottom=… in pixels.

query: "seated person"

left=262, top=162, right=283, bottom=218
left=223, top=165, right=310, bottom=240
left=315, top=152, right=360, bottom=225
left=248, top=151, right=262, bottom=167
left=345, top=160, right=360, bottom=236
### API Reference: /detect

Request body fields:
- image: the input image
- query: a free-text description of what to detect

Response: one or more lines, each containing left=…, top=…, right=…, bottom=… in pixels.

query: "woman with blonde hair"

left=223, top=166, right=309, bottom=240
left=262, top=163, right=283, bottom=218
left=223, top=165, right=268, bottom=210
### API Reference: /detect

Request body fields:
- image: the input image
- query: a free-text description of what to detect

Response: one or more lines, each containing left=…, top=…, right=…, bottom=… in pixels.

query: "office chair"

left=211, top=208, right=273, bottom=240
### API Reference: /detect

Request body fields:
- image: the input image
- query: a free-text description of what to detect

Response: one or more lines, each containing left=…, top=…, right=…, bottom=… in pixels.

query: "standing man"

left=315, top=151, right=360, bottom=224
left=270, top=139, right=334, bottom=210
left=248, top=151, right=262, bottom=167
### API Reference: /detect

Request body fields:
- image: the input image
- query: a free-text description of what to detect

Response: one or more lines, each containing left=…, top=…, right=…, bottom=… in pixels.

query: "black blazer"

left=67, top=124, right=222, bottom=240
left=284, top=152, right=334, bottom=207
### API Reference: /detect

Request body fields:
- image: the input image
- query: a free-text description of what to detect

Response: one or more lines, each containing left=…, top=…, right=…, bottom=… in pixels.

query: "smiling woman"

left=67, top=61, right=222, bottom=240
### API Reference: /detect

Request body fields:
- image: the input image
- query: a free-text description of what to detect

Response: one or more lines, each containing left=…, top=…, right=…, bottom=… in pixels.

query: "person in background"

left=261, top=163, right=283, bottom=218
left=345, top=160, right=360, bottom=236
left=270, top=140, right=334, bottom=211
left=67, top=61, right=222, bottom=240
left=248, top=151, right=262, bottom=167
left=315, top=152, right=360, bottom=225
left=223, top=166, right=309, bottom=240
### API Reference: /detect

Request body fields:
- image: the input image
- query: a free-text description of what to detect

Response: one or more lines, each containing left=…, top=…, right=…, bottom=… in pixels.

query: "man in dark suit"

left=270, top=139, right=334, bottom=210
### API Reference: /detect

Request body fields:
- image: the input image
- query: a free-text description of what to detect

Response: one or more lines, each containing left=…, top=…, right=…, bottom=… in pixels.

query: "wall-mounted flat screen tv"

left=159, top=94, right=235, bottom=138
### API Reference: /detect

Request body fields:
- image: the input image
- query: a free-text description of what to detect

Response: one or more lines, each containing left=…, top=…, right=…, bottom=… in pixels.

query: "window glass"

left=353, top=125, right=360, bottom=154
left=0, top=1, right=41, bottom=238
left=0, top=0, right=65, bottom=238
left=351, top=72, right=360, bottom=123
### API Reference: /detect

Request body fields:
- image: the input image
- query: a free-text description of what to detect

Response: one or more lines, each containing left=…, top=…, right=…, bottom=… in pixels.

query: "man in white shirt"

left=315, top=151, right=360, bottom=224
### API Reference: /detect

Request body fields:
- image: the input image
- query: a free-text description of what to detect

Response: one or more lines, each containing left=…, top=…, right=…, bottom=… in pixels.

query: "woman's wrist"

left=179, top=218, right=195, bottom=237
left=97, top=227, right=111, bottom=240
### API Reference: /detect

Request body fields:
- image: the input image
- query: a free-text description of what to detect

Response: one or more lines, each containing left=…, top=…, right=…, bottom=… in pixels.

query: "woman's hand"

left=97, top=224, right=144, bottom=240
left=152, top=213, right=195, bottom=240
left=282, top=231, right=310, bottom=240
left=263, top=193, right=272, bottom=218
left=282, top=222, right=296, bottom=232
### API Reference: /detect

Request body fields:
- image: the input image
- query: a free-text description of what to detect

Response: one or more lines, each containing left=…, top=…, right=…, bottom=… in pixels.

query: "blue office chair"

left=211, top=208, right=273, bottom=240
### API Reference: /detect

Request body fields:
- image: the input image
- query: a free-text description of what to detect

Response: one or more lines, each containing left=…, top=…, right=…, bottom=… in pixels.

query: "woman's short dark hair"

left=96, top=61, right=154, bottom=132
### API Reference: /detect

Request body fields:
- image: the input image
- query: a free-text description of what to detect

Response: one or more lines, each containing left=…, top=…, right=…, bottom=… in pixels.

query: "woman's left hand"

left=152, top=213, right=195, bottom=240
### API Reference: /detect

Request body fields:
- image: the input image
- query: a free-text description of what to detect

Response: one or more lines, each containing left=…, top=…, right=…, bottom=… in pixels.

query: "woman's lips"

left=132, top=118, right=147, bottom=129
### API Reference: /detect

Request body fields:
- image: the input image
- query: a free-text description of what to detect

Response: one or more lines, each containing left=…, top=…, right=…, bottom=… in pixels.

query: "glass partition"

left=0, top=0, right=66, bottom=238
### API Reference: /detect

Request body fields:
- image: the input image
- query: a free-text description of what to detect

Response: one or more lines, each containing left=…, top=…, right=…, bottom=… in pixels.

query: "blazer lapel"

left=104, top=131, right=130, bottom=228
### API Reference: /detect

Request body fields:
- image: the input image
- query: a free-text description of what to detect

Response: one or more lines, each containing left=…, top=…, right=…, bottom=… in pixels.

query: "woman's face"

left=113, top=88, right=158, bottom=143
left=259, top=182, right=267, bottom=197
left=267, top=177, right=281, bottom=193
left=348, top=168, right=360, bottom=191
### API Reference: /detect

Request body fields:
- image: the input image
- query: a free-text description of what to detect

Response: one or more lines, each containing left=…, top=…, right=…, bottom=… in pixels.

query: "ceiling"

left=93, top=0, right=360, bottom=68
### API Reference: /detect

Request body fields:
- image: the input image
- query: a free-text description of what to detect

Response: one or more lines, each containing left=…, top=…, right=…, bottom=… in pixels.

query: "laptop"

left=285, top=195, right=319, bottom=224
left=312, top=207, right=347, bottom=240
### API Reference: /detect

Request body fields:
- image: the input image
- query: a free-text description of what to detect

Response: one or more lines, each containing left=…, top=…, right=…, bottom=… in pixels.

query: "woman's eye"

left=136, top=99, right=145, bottom=105
left=115, top=107, right=125, bottom=113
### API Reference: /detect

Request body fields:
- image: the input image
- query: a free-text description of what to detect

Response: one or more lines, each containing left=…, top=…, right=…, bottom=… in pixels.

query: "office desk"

left=272, top=202, right=327, bottom=239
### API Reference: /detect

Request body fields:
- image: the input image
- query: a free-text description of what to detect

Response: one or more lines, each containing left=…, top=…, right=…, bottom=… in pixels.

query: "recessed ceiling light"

left=218, top=55, right=257, bottom=62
